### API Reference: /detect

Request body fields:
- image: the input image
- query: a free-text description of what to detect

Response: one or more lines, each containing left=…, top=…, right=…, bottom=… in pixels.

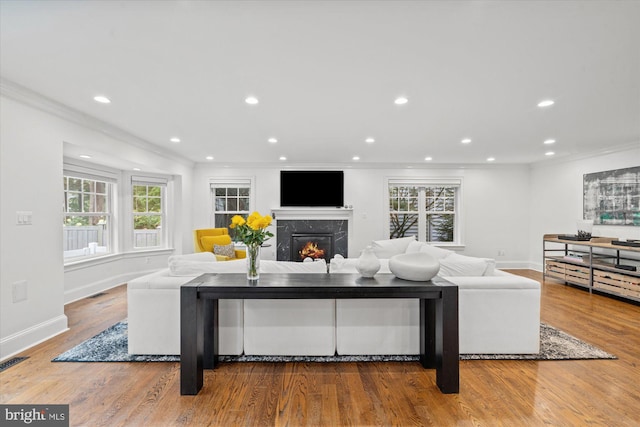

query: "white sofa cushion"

left=417, top=242, right=454, bottom=259
left=168, top=257, right=327, bottom=277
left=168, top=252, right=217, bottom=264
left=243, top=258, right=333, bottom=356
left=371, top=236, right=416, bottom=258
left=127, top=268, right=243, bottom=355
left=336, top=299, right=419, bottom=355
left=444, top=270, right=540, bottom=289
left=438, top=253, right=495, bottom=277
left=128, top=259, right=329, bottom=356
left=168, top=252, right=219, bottom=276
left=260, top=259, right=327, bottom=273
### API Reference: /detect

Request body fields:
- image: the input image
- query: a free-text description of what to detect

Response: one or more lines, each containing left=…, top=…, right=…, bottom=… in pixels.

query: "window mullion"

left=418, top=187, right=426, bottom=241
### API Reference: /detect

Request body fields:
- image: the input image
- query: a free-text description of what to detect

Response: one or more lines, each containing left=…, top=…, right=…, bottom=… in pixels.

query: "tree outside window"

left=389, top=184, right=457, bottom=243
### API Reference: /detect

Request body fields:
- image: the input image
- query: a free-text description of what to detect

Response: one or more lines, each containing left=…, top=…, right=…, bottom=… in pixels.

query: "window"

left=388, top=179, right=461, bottom=243
left=210, top=179, right=253, bottom=236
left=132, top=177, right=167, bottom=249
left=63, top=174, right=113, bottom=259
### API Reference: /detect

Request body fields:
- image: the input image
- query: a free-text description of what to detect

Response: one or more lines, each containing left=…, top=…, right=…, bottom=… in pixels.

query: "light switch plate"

left=16, top=211, right=33, bottom=225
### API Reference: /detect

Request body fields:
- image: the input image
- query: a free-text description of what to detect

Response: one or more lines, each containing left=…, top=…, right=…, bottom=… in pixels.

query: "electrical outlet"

left=12, top=280, right=28, bottom=303
left=498, top=250, right=506, bottom=256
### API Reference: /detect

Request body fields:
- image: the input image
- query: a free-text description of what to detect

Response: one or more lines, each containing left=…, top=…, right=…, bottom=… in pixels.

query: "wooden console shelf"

left=543, top=234, right=640, bottom=303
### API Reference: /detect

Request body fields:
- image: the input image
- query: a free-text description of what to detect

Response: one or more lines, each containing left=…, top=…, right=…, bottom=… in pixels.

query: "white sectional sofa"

left=127, top=253, right=331, bottom=355
left=331, top=236, right=541, bottom=354
left=128, top=238, right=541, bottom=356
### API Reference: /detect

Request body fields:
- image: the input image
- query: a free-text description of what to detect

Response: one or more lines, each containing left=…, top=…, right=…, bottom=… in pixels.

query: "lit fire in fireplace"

left=299, top=241, right=326, bottom=260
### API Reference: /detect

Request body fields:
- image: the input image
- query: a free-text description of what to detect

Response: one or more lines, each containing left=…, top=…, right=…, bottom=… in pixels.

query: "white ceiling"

left=1, top=0, right=639, bottom=167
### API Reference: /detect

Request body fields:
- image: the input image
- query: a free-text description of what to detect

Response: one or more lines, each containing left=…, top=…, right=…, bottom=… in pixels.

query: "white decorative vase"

left=389, top=252, right=440, bottom=282
left=356, top=246, right=381, bottom=278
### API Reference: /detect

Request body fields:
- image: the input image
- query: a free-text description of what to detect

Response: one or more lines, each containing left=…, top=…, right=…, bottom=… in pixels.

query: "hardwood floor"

left=2, top=270, right=640, bottom=426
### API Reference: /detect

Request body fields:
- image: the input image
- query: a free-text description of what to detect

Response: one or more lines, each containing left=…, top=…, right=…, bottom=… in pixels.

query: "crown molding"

left=193, top=161, right=531, bottom=171
left=529, top=140, right=640, bottom=168
left=0, top=77, right=194, bottom=168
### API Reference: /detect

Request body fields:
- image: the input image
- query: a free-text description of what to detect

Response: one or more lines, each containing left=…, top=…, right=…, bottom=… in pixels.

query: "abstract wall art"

left=583, top=166, right=640, bottom=226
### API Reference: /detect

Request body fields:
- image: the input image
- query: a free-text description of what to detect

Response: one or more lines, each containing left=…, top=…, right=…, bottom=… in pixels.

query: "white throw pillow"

left=438, top=253, right=489, bottom=277
left=260, top=259, right=327, bottom=273
left=418, top=244, right=454, bottom=260
left=405, top=240, right=424, bottom=253
left=370, top=236, right=416, bottom=258
left=168, top=252, right=217, bottom=263
left=168, top=252, right=223, bottom=276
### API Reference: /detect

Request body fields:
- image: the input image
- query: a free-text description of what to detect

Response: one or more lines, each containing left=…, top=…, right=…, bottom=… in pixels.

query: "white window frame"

left=63, top=162, right=118, bottom=262
left=209, top=177, right=255, bottom=230
left=386, top=177, right=463, bottom=246
left=131, top=175, right=168, bottom=250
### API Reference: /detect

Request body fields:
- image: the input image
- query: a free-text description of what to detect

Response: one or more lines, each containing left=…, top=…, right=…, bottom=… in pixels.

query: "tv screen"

left=280, top=171, right=344, bottom=207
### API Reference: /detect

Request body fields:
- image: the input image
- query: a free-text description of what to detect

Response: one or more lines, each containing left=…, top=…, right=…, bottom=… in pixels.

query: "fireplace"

left=291, top=233, right=334, bottom=261
left=276, top=219, right=348, bottom=262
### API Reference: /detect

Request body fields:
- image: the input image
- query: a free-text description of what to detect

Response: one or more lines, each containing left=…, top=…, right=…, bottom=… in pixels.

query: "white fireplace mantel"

left=271, top=207, right=353, bottom=221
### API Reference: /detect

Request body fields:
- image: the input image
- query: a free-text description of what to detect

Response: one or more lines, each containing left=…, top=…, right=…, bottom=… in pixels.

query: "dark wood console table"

left=180, top=273, right=459, bottom=395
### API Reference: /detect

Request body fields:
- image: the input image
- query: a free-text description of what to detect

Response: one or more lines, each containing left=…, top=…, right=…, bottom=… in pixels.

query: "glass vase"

left=246, top=243, right=260, bottom=281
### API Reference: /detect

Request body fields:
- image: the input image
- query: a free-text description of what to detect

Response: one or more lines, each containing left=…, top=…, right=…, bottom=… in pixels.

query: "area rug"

left=52, top=320, right=616, bottom=363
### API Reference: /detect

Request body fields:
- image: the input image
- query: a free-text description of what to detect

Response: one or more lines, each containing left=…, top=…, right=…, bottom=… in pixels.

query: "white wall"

left=0, top=93, right=194, bottom=360
left=529, top=145, right=640, bottom=270
left=192, top=164, right=532, bottom=266
left=1, top=96, right=68, bottom=360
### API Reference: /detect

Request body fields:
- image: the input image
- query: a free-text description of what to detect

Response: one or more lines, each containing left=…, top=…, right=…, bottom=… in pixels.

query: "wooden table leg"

left=203, top=299, right=219, bottom=369
left=180, top=285, right=204, bottom=395
left=420, top=298, right=436, bottom=369
left=436, top=285, right=459, bottom=394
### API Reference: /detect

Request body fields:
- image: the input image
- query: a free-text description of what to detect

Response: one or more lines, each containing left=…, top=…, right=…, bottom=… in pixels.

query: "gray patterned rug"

left=52, top=320, right=616, bottom=363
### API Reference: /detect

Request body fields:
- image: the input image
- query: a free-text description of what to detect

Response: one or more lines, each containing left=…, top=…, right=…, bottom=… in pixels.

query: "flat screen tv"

left=280, top=170, right=344, bottom=207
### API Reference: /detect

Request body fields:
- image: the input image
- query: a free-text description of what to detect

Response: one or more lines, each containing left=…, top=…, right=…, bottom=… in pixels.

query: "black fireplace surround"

left=276, top=220, right=348, bottom=262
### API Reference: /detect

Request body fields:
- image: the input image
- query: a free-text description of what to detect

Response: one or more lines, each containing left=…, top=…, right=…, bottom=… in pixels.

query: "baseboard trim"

left=496, top=261, right=532, bottom=270
left=0, top=315, right=68, bottom=362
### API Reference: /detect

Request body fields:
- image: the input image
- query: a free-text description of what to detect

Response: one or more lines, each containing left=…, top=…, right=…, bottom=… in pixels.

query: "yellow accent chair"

left=193, top=228, right=246, bottom=261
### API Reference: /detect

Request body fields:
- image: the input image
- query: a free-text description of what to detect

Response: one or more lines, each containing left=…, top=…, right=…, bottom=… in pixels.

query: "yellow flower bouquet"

left=230, top=212, right=274, bottom=279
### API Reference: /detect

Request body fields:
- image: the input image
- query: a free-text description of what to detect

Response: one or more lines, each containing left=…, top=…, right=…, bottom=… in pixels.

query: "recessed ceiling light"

left=170, top=137, right=181, bottom=143
left=424, top=157, right=433, bottom=161
left=79, top=154, right=91, bottom=159
left=486, top=157, right=496, bottom=162
left=545, top=151, right=555, bottom=156
left=245, top=96, right=259, bottom=105
left=365, top=138, right=375, bottom=143
left=133, top=167, right=141, bottom=171
left=394, top=97, right=408, bottom=105
left=537, top=100, right=554, bottom=107
left=352, top=156, right=360, bottom=161
left=268, top=138, right=278, bottom=143
left=93, top=95, right=111, bottom=104
left=544, top=139, right=556, bottom=145
left=205, top=156, right=214, bottom=160
left=279, top=156, right=287, bottom=161
left=461, top=138, right=472, bottom=144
